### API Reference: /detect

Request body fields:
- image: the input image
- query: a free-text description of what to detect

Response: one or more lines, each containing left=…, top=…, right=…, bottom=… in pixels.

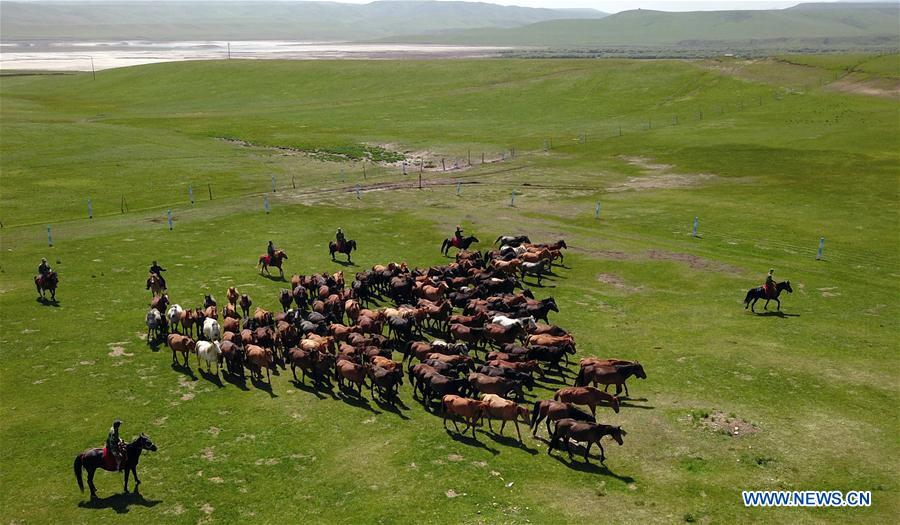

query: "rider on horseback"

left=267, top=240, right=277, bottom=262
left=335, top=228, right=346, bottom=251
left=453, top=225, right=464, bottom=248
left=764, top=268, right=776, bottom=299
left=147, top=260, right=167, bottom=290
left=106, top=419, right=126, bottom=470
left=38, top=258, right=52, bottom=278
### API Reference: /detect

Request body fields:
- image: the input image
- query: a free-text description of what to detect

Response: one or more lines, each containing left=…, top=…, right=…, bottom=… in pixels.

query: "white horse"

left=167, top=304, right=184, bottom=334
left=491, top=315, right=536, bottom=333
left=202, top=317, right=221, bottom=342
left=500, top=245, right=528, bottom=256
left=432, top=339, right=468, bottom=354
left=146, top=308, right=164, bottom=340
left=196, top=340, right=222, bottom=374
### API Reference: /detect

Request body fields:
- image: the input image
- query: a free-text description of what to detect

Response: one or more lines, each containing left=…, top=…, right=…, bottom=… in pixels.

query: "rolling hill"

left=385, top=2, right=900, bottom=51
left=0, top=0, right=607, bottom=41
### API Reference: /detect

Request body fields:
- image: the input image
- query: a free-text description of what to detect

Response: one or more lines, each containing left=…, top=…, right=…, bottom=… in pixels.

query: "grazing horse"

left=441, top=235, right=479, bottom=256
left=548, top=419, right=626, bottom=464
left=575, top=363, right=646, bottom=397
left=744, top=281, right=793, bottom=312
left=329, top=239, right=357, bottom=263
left=34, top=271, right=59, bottom=301
left=554, top=386, right=619, bottom=416
left=530, top=400, right=595, bottom=437
left=258, top=250, right=288, bottom=278
left=74, top=434, right=157, bottom=499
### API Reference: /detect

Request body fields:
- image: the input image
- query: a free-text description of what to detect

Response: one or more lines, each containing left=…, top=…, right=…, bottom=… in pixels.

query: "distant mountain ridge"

left=0, top=0, right=607, bottom=41
left=383, top=2, right=900, bottom=51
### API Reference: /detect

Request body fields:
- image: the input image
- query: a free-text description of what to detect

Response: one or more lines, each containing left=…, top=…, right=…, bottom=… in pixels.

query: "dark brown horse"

left=548, top=419, right=625, bottom=464
left=258, top=250, right=288, bottom=279
left=744, top=281, right=793, bottom=312
left=530, top=400, right=595, bottom=437
left=35, top=272, right=59, bottom=301
left=441, top=235, right=479, bottom=256
left=329, top=239, right=357, bottom=263
left=74, top=434, right=157, bottom=499
left=574, top=362, right=647, bottom=397
left=554, top=386, right=619, bottom=416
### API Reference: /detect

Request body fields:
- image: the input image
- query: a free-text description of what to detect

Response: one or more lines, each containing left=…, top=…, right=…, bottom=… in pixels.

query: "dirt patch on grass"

left=685, top=410, right=759, bottom=437
left=609, top=173, right=717, bottom=192
left=647, top=250, right=744, bottom=275
left=827, top=75, right=900, bottom=100
left=818, top=287, right=841, bottom=298
left=596, top=273, right=642, bottom=293
left=620, top=156, right=673, bottom=172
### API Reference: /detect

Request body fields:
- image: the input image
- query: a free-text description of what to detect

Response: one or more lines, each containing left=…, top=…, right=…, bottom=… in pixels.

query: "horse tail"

left=574, top=367, right=586, bottom=387
left=494, top=236, right=503, bottom=246
left=743, top=289, right=754, bottom=305
left=74, top=454, right=84, bottom=493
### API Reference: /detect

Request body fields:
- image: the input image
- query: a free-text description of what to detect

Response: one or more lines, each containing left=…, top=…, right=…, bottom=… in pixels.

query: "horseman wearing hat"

left=267, top=240, right=277, bottom=263
left=453, top=225, right=464, bottom=248
left=106, top=419, right=126, bottom=470
left=335, top=228, right=346, bottom=252
left=764, top=269, right=776, bottom=299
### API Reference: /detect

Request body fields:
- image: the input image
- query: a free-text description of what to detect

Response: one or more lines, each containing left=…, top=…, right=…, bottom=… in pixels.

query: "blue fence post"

left=595, top=202, right=601, bottom=219
left=264, top=196, right=270, bottom=214
left=692, top=216, right=699, bottom=237
left=167, top=209, right=173, bottom=230
left=509, top=190, right=517, bottom=207
left=356, top=184, right=361, bottom=200
left=816, top=237, right=825, bottom=260
left=188, top=184, right=194, bottom=204
left=456, top=181, right=461, bottom=196
left=47, top=225, right=53, bottom=246
left=87, top=198, right=93, bottom=219
left=271, top=175, right=276, bottom=193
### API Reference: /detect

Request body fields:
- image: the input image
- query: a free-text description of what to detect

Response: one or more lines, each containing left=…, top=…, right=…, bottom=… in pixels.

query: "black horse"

left=494, top=235, right=531, bottom=247
left=441, top=235, right=479, bottom=256
left=74, top=434, right=157, bottom=499
left=35, top=272, right=58, bottom=301
left=744, top=281, right=793, bottom=312
left=329, top=239, right=357, bottom=263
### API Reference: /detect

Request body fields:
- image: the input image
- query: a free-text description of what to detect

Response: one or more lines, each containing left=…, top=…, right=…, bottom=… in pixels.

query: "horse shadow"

left=250, top=377, right=278, bottom=398
left=291, top=379, right=331, bottom=400
left=337, top=391, right=381, bottom=414
left=373, top=396, right=410, bottom=419
left=36, top=296, right=60, bottom=307
left=170, top=362, right=197, bottom=381
left=331, top=259, right=357, bottom=267
left=548, top=452, right=635, bottom=481
left=260, top=273, right=287, bottom=282
left=223, top=372, right=250, bottom=391
left=485, top=430, right=539, bottom=455
left=78, top=488, right=161, bottom=514
left=198, top=369, right=226, bottom=388
left=754, top=311, right=800, bottom=318
left=619, top=399, right=654, bottom=410
left=147, top=338, right=163, bottom=352
left=444, top=429, right=500, bottom=455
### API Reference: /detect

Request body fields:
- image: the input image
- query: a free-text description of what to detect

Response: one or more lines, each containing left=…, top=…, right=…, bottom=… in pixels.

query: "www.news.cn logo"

left=743, top=491, right=872, bottom=507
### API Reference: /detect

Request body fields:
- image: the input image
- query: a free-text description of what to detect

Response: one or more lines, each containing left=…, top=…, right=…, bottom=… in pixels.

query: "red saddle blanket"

left=451, top=237, right=462, bottom=248
left=101, top=446, right=122, bottom=471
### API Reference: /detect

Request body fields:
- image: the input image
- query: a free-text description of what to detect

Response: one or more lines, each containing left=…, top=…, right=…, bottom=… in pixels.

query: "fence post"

left=271, top=175, right=277, bottom=193
left=456, top=181, right=461, bottom=196
left=402, top=162, right=407, bottom=176
left=467, top=149, right=471, bottom=166
left=363, top=163, right=367, bottom=180
left=167, top=210, right=173, bottom=230
left=418, top=172, right=422, bottom=190
left=816, top=237, right=825, bottom=260
left=595, top=202, right=601, bottom=219
left=356, top=184, right=361, bottom=200
left=87, top=198, right=93, bottom=219
left=189, top=184, right=194, bottom=204
left=481, top=152, right=485, bottom=164
left=264, top=196, right=270, bottom=214
left=509, top=190, right=517, bottom=207
left=442, top=158, right=445, bottom=171
left=47, top=225, right=53, bottom=246
left=692, top=216, right=699, bottom=238
left=208, top=183, right=212, bottom=200
left=292, top=176, right=296, bottom=189
left=341, top=166, right=345, bottom=182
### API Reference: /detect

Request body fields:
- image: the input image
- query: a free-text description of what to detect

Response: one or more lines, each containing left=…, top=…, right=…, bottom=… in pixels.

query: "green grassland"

left=0, top=56, right=898, bottom=524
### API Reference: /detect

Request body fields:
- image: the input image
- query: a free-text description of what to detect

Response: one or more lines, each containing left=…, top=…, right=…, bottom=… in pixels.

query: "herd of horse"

left=140, top=234, right=645, bottom=471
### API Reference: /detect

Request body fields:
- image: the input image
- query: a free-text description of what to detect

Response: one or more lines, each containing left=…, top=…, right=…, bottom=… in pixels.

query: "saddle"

left=451, top=237, right=462, bottom=248
left=762, top=284, right=776, bottom=299
left=335, top=240, right=345, bottom=252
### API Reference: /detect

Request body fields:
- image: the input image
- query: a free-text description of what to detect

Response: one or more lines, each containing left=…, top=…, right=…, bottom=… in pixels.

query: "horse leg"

left=776, top=298, right=781, bottom=311
left=598, top=441, right=606, bottom=464
left=623, top=383, right=630, bottom=398
left=132, top=465, right=140, bottom=487
left=583, top=441, right=591, bottom=463
left=514, top=420, right=522, bottom=442
left=123, top=467, right=130, bottom=493
left=764, top=299, right=769, bottom=310
left=87, top=467, right=98, bottom=498
left=750, top=298, right=757, bottom=312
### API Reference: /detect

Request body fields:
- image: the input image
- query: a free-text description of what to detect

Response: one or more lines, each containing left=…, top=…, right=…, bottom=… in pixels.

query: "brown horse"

left=548, top=419, right=626, bottom=464
left=74, top=434, right=157, bottom=499
left=34, top=272, right=59, bottom=301
left=554, top=386, right=619, bottom=416
left=167, top=334, right=196, bottom=367
left=239, top=294, right=252, bottom=318
left=530, top=400, right=595, bottom=437
left=246, top=344, right=273, bottom=383
left=481, top=394, right=530, bottom=442
left=575, top=363, right=646, bottom=397
left=226, top=286, right=239, bottom=306
left=744, top=281, right=793, bottom=312
left=442, top=395, right=485, bottom=438
left=147, top=273, right=165, bottom=296
left=329, top=239, right=357, bottom=263
left=468, top=372, right=524, bottom=401
left=258, top=249, right=288, bottom=279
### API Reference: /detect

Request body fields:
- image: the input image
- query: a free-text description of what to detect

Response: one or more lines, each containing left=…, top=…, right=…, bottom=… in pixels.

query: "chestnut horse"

left=258, top=250, right=288, bottom=278
left=554, top=386, right=619, bottom=416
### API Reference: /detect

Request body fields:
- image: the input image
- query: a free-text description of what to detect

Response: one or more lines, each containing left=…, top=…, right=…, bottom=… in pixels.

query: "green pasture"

left=0, top=56, right=897, bottom=524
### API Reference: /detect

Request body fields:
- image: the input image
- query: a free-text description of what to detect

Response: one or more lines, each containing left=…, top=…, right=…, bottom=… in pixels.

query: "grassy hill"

left=0, top=56, right=898, bottom=523
left=0, top=0, right=606, bottom=41
left=387, top=2, right=900, bottom=51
